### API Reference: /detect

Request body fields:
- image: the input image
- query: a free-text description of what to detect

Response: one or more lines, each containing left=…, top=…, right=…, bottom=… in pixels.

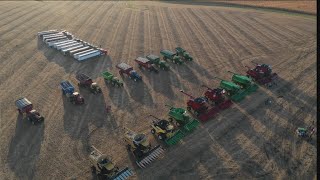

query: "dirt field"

left=0, top=1, right=316, bottom=180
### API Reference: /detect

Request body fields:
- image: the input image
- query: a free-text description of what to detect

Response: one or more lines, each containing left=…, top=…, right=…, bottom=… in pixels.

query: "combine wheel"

left=158, top=134, right=165, bottom=140
left=151, top=129, right=156, bottom=134
left=187, top=106, right=192, bottom=111
left=168, top=117, right=174, bottom=122
left=91, top=166, right=97, bottom=174
left=175, top=122, right=181, bottom=127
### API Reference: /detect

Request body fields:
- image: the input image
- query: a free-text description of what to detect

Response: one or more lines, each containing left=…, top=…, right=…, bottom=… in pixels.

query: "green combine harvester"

left=227, top=71, right=259, bottom=94
left=165, top=105, right=199, bottom=134
left=214, top=77, right=247, bottom=102
left=149, top=115, right=185, bottom=146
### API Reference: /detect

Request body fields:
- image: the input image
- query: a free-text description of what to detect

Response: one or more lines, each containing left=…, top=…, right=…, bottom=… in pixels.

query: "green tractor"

left=214, top=77, right=248, bottom=102
left=175, top=47, right=193, bottom=61
left=146, top=54, right=170, bottom=71
left=101, top=71, right=124, bottom=87
left=149, top=115, right=185, bottom=146
left=165, top=105, right=199, bottom=134
left=160, top=49, right=183, bottom=65
left=227, top=71, right=259, bottom=94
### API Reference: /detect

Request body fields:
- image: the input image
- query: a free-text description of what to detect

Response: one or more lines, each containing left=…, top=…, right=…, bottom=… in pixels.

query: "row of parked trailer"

left=37, top=30, right=108, bottom=61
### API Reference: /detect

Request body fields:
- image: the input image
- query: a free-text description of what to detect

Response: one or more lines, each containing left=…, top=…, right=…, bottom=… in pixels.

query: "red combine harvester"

left=180, top=90, right=221, bottom=122
left=134, top=57, right=159, bottom=73
left=15, top=97, right=44, bottom=125
left=201, top=85, right=233, bottom=109
left=245, top=62, right=277, bottom=85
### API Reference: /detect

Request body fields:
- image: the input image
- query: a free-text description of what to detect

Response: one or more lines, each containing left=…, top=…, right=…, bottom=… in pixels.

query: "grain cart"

left=60, top=80, right=84, bottom=105
left=213, top=77, right=247, bottom=102
left=146, top=54, right=170, bottom=70
left=134, top=57, right=159, bottom=73
left=76, top=73, right=101, bottom=94
left=245, top=62, right=278, bottom=85
left=101, top=71, right=124, bottom=87
left=149, top=115, right=185, bottom=146
left=227, top=71, right=259, bottom=94
left=89, top=146, right=133, bottom=180
left=160, top=50, right=183, bottom=64
left=165, top=105, right=199, bottom=134
left=15, top=97, right=44, bottom=124
left=116, top=63, right=142, bottom=82
left=124, top=127, right=164, bottom=168
left=175, top=47, right=193, bottom=61
left=179, top=90, right=222, bottom=122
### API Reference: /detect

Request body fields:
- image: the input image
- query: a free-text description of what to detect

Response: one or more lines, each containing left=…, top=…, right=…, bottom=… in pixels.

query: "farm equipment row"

left=37, top=30, right=108, bottom=61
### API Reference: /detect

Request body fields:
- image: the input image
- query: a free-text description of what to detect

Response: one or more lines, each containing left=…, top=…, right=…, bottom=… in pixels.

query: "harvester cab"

left=202, top=85, right=226, bottom=104
left=180, top=90, right=209, bottom=116
left=124, top=127, right=164, bottom=168
left=89, top=146, right=133, bottom=180
left=245, top=61, right=277, bottom=85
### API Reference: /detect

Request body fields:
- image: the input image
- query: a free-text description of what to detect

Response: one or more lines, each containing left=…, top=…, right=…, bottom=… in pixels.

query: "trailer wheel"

left=91, top=166, right=97, bottom=174
left=187, top=106, right=192, bottom=111
left=151, top=129, right=156, bottom=134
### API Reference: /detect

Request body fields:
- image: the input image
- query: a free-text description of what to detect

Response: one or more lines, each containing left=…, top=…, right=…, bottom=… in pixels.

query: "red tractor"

left=180, top=90, right=209, bottom=116
left=245, top=62, right=277, bottom=86
left=15, top=97, right=44, bottom=125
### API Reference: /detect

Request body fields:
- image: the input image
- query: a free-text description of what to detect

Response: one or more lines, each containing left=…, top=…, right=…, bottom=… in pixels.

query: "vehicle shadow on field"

left=61, top=90, right=111, bottom=153
left=188, top=61, right=214, bottom=79
left=139, top=68, right=177, bottom=100
left=7, top=114, right=44, bottom=180
left=175, top=63, right=201, bottom=85
left=123, top=77, right=154, bottom=107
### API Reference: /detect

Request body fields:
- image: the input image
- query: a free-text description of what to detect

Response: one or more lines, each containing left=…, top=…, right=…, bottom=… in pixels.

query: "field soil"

left=0, top=1, right=316, bottom=180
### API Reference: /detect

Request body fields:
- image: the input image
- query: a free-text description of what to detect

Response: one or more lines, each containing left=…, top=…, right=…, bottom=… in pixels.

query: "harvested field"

left=0, top=1, right=316, bottom=180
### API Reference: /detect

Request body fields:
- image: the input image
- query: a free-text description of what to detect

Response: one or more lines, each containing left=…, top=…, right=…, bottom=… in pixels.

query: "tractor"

left=101, top=71, right=124, bottom=87
left=245, top=62, right=278, bottom=86
left=160, top=50, right=183, bottom=65
left=89, top=146, right=133, bottom=180
left=135, top=57, right=159, bottom=73
left=60, top=80, right=85, bottom=105
left=149, top=115, right=185, bottom=146
left=15, top=97, right=44, bottom=125
left=214, top=77, right=247, bottom=102
left=227, top=71, right=259, bottom=93
left=179, top=90, right=209, bottom=116
left=116, top=63, right=142, bottom=82
left=165, top=105, right=199, bottom=133
left=146, top=54, right=170, bottom=70
left=124, top=127, right=164, bottom=168
left=175, top=47, right=193, bottom=61
left=76, top=73, right=102, bottom=94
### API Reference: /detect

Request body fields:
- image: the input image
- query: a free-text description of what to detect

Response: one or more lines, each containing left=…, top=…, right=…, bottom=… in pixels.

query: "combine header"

left=101, top=71, right=124, bottom=87
left=116, top=63, right=142, bottom=82
left=89, top=146, right=133, bottom=180
left=15, top=98, right=44, bottom=125
left=245, top=62, right=278, bottom=85
left=165, top=105, right=199, bottom=134
left=227, top=71, right=259, bottom=94
left=213, top=77, right=247, bottom=102
left=175, top=47, right=193, bottom=61
left=76, top=73, right=101, bottom=94
left=179, top=90, right=222, bottom=122
left=149, top=115, right=185, bottom=146
left=124, top=127, right=164, bottom=168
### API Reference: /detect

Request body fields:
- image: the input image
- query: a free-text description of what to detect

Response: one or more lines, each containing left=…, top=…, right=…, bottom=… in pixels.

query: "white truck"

left=37, top=30, right=59, bottom=38
left=42, top=34, right=64, bottom=42
left=76, top=50, right=102, bottom=61
left=48, top=40, right=73, bottom=48
left=55, top=41, right=77, bottom=50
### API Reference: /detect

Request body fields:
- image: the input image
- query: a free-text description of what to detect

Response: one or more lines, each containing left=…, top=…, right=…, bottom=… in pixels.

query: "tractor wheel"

left=169, top=117, right=174, bottom=122
left=194, top=111, right=200, bottom=117
left=112, top=82, right=115, bottom=86
left=27, top=117, right=31, bottom=122
left=187, top=106, right=192, bottom=111
left=31, top=120, right=35, bottom=125
left=158, top=134, right=165, bottom=140
left=134, top=78, right=137, bottom=82
left=173, top=60, right=176, bottom=64
left=151, top=129, right=156, bottom=134
left=176, top=122, right=181, bottom=127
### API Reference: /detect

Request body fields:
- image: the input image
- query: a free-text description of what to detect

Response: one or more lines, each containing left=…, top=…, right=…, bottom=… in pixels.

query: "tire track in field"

left=215, top=11, right=272, bottom=55
left=0, top=2, right=88, bottom=89
left=0, top=2, right=81, bottom=70
left=201, top=9, right=253, bottom=57
left=0, top=3, right=35, bottom=21
left=0, top=2, right=72, bottom=71
left=181, top=9, right=225, bottom=64
left=244, top=15, right=297, bottom=45
left=156, top=6, right=172, bottom=50
left=0, top=3, right=49, bottom=38
left=145, top=11, right=152, bottom=54
left=235, top=13, right=288, bottom=47
left=136, top=11, right=145, bottom=56
left=150, top=7, right=163, bottom=50
left=128, top=10, right=138, bottom=59
left=223, top=12, right=276, bottom=56
left=175, top=9, right=221, bottom=72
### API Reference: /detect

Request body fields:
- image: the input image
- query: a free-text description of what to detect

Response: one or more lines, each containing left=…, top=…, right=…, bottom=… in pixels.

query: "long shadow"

left=7, top=113, right=45, bottom=180
left=188, top=60, right=214, bottom=79
left=139, top=68, right=177, bottom=100
left=123, top=76, right=154, bottom=107
left=175, top=63, right=201, bottom=85
left=106, top=82, right=134, bottom=114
